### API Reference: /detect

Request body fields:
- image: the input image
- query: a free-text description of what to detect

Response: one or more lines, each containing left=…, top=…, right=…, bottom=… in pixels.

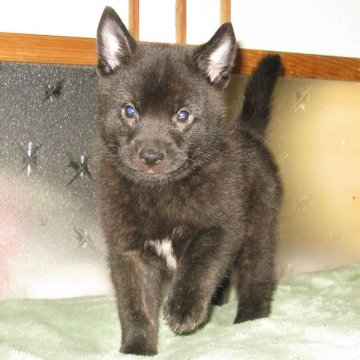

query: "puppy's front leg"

left=110, top=250, right=163, bottom=356
left=164, top=227, right=236, bottom=334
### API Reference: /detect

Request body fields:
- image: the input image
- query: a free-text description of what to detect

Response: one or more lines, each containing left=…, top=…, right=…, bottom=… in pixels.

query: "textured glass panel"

left=0, top=63, right=111, bottom=299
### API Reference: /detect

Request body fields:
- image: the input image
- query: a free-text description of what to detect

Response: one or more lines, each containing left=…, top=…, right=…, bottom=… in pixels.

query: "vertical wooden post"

left=176, top=0, right=187, bottom=44
left=129, top=0, right=140, bottom=40
left=220, top=0, right=231, bottom=23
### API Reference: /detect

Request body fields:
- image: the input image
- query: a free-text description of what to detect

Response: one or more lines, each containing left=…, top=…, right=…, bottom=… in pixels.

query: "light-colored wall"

left=226, top=73, right=360, bottom=276
left=0, top=0, right=358, bottom=57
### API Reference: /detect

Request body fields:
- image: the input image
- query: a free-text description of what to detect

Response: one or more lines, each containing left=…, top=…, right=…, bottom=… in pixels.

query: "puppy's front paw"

left=120, top=338, right=157, bottom=356
left=121, top=331, right=157, bottom=356
left=163, top=293, right=210, bottom=334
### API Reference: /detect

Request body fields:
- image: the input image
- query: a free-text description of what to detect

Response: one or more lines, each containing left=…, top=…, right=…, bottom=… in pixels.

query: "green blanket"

left=1, top=265, right=360, bottom=360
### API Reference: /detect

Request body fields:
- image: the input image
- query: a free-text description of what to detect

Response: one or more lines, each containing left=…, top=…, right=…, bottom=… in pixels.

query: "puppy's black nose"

left=139, top=148, right=164, bottom=166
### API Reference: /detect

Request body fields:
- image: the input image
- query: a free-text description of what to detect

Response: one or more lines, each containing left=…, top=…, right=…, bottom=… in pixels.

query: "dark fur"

left=95, top=7, right=282, bottom=356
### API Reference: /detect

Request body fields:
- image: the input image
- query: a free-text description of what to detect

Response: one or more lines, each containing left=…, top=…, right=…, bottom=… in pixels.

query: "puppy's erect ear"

left=97, top=7, right=137, bottom=75
left=193, top=23, right=236, bottom=88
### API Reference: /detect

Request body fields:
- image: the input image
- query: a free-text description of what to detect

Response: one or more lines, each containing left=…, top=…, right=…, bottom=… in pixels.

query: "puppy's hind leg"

left=233, top=222, right=277, bottom=324
left=233, top=171, right=281, bottom=323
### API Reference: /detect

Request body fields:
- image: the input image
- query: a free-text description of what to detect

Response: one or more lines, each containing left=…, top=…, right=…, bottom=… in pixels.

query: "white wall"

left=0, top=0, right=358, bottom=58
left=0, top=0, right=128, bottom=38
left=231, top=0, right=360, bottom=58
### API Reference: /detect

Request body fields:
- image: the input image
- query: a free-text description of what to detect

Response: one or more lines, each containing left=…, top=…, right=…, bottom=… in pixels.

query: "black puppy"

left=95, top=7, right=282, bottom=356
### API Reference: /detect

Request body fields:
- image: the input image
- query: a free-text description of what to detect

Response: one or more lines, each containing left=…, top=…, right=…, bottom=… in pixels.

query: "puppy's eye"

left=123, top=104, right=137, bottom=119
left=176, top=109, right=192, bottom=124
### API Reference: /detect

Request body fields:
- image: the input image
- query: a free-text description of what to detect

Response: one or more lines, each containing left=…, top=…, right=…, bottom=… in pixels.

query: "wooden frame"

left=235, top=49, right=360, bottom=81
left=0, top=0, right=359, bottom=81
left=128, top=0, right=140, bottom=40
left=176, top=0, right=187, bottom=44
left=0, top=33, right=96, bottom=66
left=220, top=0, right=231, bottom=23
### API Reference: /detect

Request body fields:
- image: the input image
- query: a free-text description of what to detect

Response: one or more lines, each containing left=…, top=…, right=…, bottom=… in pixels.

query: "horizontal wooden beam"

left=0, top=32, right=359, bottom=81
left=0, top=33, right=96, bottom=66
left=236, top=48, right=360, bottom=81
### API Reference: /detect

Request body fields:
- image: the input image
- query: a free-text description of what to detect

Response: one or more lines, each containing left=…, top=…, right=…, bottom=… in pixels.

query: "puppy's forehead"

left=131, top=45, right=195, bottom=109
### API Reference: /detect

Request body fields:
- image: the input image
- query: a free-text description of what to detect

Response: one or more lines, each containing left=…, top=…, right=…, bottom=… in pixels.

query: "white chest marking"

left=147, top=239, right=177, bottom=270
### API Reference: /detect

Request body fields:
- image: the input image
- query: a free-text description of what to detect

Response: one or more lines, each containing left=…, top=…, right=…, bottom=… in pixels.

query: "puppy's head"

left=96, top=7, right=236, bottom=185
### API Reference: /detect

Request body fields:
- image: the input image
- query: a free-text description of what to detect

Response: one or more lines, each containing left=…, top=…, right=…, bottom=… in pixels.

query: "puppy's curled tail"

left=234, top=54, right=282, bottom=139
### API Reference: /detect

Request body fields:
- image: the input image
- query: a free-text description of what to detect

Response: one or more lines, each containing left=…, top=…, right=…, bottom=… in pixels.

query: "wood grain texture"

left=235, top=49, right=360, bottom=81
left=176, top=0, right=186, bottom=44
left=0, top=32, right=359, bottom=81
left=129, top=0, right=139, bottom=40
left=220, top=0, right=231, bottom=23
left=0, top=33, right=97, bottom=66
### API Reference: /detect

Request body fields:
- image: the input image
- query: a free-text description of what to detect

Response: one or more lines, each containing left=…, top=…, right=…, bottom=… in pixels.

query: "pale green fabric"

left=1, top=264, right=360, bottom=359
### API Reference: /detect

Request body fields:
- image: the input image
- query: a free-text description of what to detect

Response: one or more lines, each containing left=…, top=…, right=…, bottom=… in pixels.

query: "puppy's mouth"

left=133, top=158, right=170, bottom=176
left=122, top=157, right=192, bottom=184
left=118, top=146, right=194, bottom=183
